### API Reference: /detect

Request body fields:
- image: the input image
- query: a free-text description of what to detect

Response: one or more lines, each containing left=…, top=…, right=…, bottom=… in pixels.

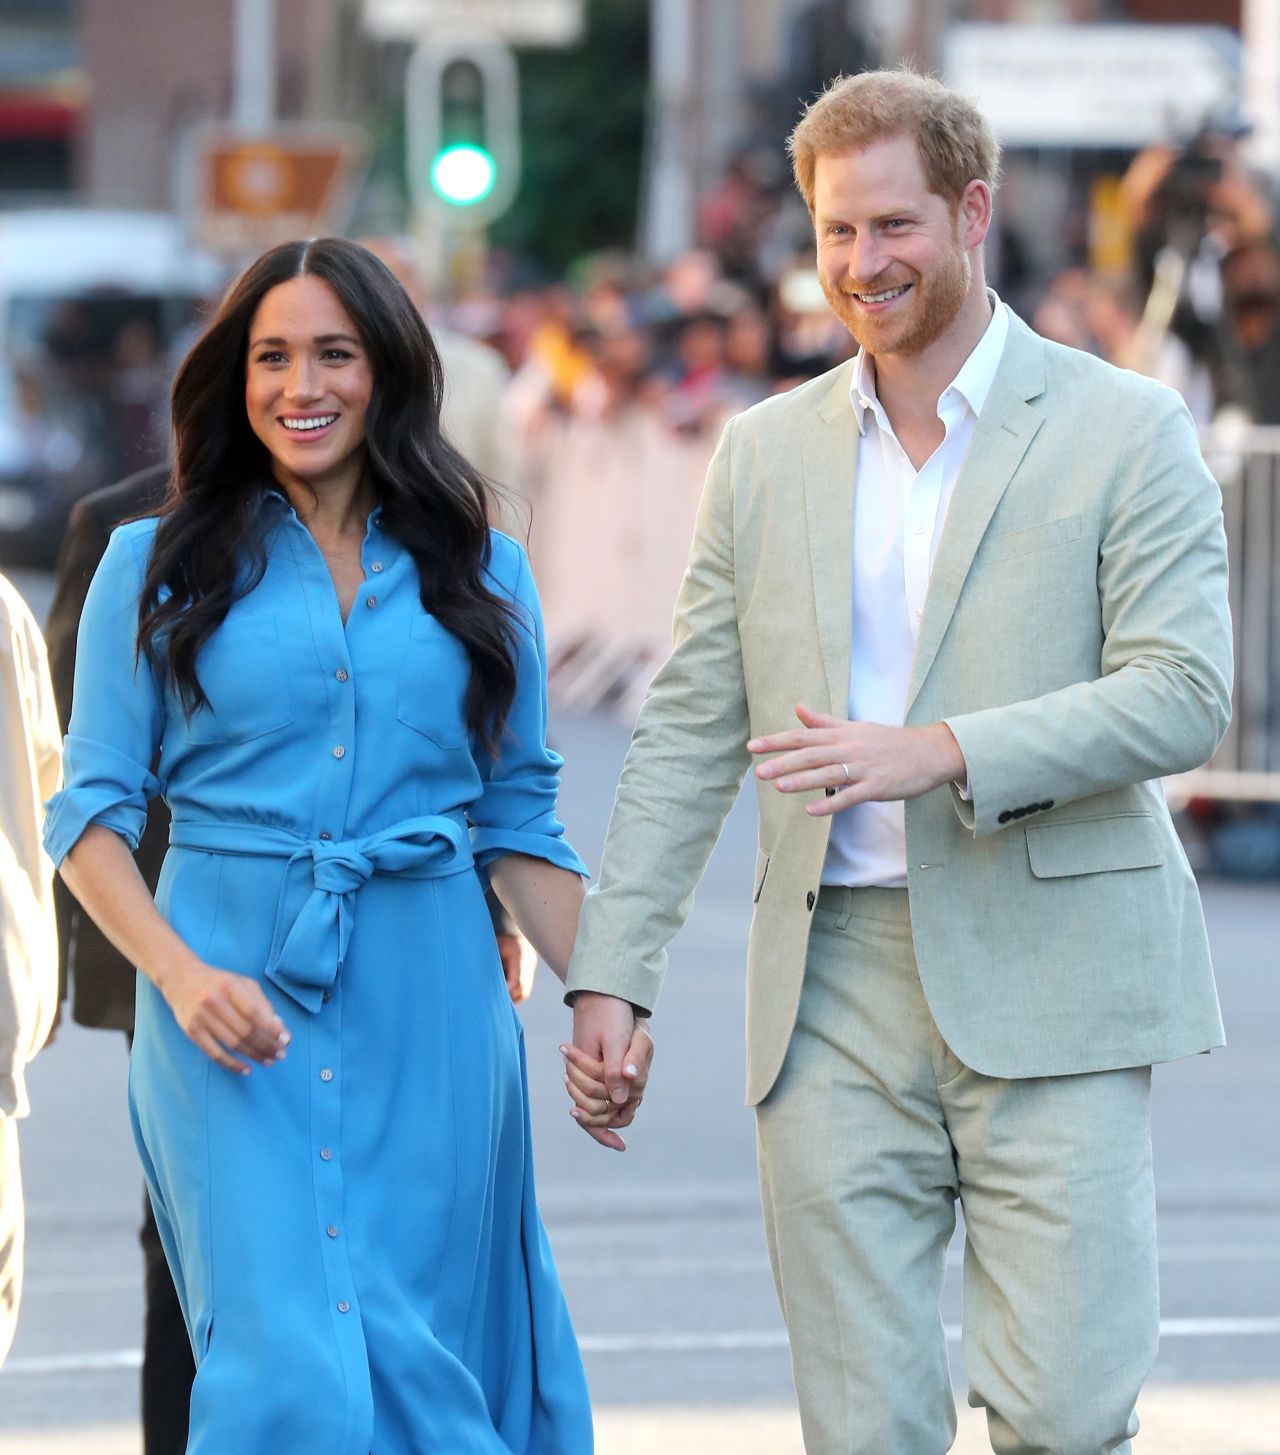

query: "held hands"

left=749, top=703, right=967, bottom=815
left=159, top=959, right=291, bottom=1076
left=562, top=992, right=654, bottom=1152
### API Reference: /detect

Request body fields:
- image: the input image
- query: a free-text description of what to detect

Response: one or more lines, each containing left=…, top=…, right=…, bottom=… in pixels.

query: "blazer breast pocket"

left=984, top=513, right=1084, bottom=564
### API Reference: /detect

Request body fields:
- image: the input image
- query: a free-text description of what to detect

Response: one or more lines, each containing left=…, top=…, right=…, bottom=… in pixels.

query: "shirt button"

left=319, top=1146, right=333, bottom=1161
left=321, top=990, right=332, bottom=1004
left=332, top=745, right=346, bottom=759
left=335, top=668, right=349, bottom=683
left=914, top=523, right=927, bottom=536
left=327, top=1225, right=339, bottom=1238
left=371, top=561, right=384, bottom=573
left=337, top=1300, right=350, bottom=1314
left=318, top=831, right=332, bottom=841
left=366, top=596, right=377, bottom=608
left=320, top=1068, right=333, bottom=1082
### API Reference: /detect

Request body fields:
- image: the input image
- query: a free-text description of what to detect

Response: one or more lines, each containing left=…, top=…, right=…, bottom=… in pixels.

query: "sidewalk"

left=3, top=1385, right=1279, bottom=1455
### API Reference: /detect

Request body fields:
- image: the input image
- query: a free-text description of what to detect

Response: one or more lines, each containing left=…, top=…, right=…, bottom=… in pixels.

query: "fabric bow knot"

left=169, top=815, right=472, bottom=1014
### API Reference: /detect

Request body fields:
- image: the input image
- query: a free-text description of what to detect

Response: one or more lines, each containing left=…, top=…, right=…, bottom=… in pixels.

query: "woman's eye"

left=321, top=349, right=354, bottom=362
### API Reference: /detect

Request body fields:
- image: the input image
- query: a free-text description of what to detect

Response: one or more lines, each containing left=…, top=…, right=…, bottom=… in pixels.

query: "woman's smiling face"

left=245, top=273, right=374, bottom=494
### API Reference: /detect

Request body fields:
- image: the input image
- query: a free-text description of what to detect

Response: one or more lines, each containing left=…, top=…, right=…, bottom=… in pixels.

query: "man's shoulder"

left=1033, top=327, right=1185, bottom=419
left=77, top=464, right=170, bottom=533
left=724, top=358, right=854, bottom=441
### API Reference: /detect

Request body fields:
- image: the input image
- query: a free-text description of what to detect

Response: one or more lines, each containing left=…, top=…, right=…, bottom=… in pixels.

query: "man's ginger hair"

left=788, top=69, right=1001, bottom=215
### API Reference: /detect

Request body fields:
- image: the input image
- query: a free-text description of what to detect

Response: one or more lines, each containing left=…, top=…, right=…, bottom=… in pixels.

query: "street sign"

left=187, top=125, right=366, bottom=257
left=945, top=24, right=1242, bottom=149
left=363, top=0, right=584, bottom=47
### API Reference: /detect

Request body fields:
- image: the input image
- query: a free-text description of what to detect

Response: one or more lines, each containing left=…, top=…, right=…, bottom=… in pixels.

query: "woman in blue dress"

left=44, top=237, right=648, bottom=1453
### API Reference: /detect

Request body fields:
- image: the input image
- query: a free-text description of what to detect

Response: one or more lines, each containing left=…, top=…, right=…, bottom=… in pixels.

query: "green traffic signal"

left=430, top=143, right=497, bottom=206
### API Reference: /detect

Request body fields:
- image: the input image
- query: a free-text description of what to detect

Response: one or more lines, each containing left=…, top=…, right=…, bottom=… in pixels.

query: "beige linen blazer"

left=566, top=313, right=1233, bottom=1105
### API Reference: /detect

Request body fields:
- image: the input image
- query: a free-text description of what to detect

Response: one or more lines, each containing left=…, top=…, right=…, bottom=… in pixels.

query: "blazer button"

left=998, top=810, right=1013, bottom=824
left=805, top=891, right=815, bottom=911
left=1012, top=807, right=1026, bottom=819
left=1041, top=799, right=1055, bottom=811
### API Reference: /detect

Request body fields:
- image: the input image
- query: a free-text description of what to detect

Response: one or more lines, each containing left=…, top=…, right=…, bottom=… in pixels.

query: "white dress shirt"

left=822, top=295, right=1009, bottom=888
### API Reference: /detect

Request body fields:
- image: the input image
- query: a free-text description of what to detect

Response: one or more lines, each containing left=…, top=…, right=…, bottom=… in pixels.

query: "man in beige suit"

left=562, top=71, right=1233, bottom=1454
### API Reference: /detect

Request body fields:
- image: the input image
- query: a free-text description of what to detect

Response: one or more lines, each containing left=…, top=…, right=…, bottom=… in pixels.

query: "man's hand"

left=563, top=991, right=654, bottom=1152
left=748, top=703, right=966, bottom=816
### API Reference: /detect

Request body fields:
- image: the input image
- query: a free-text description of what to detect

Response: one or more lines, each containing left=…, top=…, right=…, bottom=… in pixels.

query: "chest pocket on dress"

left=180, top=617, right=295, bottom=745
left=396, top=612, right=470, bottom=749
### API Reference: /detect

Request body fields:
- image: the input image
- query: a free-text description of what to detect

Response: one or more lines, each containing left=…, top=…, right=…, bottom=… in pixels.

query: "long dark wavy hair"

left=138, top=237, right=520, bottom=749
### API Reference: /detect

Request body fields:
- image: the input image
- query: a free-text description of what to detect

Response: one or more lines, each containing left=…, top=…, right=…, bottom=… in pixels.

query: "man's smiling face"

left=813, top=133, right=974, bottom=359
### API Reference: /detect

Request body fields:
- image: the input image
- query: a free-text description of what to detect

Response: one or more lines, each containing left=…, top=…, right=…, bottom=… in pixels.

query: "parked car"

left=0, top=209, right=227, bottom=565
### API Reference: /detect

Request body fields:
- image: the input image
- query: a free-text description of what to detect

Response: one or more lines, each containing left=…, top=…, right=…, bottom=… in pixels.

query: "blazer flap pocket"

left=986, top=513, right=1084, bottom=562
left=1026, top=813, right=1164, bottom=879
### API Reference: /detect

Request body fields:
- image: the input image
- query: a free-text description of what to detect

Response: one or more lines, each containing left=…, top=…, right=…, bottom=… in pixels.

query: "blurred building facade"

left=79, top=0, right=371, bottom=211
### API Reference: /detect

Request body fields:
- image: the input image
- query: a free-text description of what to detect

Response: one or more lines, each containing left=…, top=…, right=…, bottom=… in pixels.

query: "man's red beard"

left=822, top=239, right=971, bottom=359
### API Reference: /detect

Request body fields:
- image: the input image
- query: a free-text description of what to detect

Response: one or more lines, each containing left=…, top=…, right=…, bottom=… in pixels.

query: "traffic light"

left=405, top=35, right=520, bottom=226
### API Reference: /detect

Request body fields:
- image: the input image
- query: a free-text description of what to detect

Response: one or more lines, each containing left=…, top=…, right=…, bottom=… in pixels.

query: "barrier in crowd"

left=1167, top=424, right=1280, bottom=805
left=529, top=409, right=1280, bottom=804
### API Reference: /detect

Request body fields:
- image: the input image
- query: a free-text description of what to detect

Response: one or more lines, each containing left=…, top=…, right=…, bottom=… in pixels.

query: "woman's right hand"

left=160, top=961, right=291, bottom=1075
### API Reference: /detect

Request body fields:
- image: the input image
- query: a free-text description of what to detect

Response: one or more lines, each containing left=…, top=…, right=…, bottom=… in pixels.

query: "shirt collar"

left=849, top=289, right=1009, bottom=436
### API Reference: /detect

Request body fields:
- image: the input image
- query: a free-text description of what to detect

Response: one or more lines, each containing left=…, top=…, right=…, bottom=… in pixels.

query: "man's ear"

left=958, top=179, right=993, bottom=251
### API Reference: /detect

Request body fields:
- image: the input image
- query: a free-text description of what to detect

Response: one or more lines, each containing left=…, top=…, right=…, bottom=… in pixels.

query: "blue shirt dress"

left=44, top=495, right=594, bottom=1454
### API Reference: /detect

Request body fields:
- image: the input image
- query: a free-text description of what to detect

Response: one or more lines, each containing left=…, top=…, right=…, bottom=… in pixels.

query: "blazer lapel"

left=906, top=314, right=1046, bottom=716
left=801, top=362, right=858, bottom=714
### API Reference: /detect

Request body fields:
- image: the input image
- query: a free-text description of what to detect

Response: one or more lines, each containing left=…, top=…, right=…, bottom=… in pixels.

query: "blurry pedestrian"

left=45, top=461, right=189, bottom=1453
left=45, top=238, right=645, bottom=1451
left=565, top=68, right=1232, bottom=1455
left=0, top=570, right=61, bottom=1367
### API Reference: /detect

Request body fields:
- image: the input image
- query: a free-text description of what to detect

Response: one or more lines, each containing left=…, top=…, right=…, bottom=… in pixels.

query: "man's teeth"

left=857, top=285, right=909, bottom=304
left=282, top=415, right=337, bottom=432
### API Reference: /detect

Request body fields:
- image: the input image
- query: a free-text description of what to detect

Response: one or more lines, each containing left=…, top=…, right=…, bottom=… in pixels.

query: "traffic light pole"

left=233, top=0, right=277, bottom=129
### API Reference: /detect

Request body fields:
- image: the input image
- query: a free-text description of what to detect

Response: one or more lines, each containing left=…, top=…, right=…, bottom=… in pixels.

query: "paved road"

left=2, top=568, right=1277, bottom=1452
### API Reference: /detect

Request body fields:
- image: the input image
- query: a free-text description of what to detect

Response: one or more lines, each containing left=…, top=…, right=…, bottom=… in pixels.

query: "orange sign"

left=192, top=127, right=366, bottom=256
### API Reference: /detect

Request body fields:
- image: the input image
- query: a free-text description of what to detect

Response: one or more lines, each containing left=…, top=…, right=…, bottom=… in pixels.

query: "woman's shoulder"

left=485, top=528, right=531, bottom=594
left=101, top=515, right=161, bottom=576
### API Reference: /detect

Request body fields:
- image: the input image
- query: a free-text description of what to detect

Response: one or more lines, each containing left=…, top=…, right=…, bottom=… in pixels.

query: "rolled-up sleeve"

left=469, top=538, right=587, bottom=879
left=43, top=524, right=162, bottom=866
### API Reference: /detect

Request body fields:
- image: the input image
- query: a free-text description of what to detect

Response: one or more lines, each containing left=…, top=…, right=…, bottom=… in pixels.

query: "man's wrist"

left=929, top=721, right=967, bottom=790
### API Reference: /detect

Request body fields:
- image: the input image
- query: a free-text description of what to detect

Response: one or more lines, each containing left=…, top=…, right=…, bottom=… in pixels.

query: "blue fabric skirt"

left=129, top=845, right=592, bottom=1455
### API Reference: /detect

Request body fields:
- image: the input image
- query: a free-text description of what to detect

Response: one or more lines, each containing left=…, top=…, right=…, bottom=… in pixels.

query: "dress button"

left=320, top=1068, right=334, bottom=1082
left=337, top=1300, right=350, bottom=1314
left=319, top=831, right=332, bottom=841
left=327, top=1225, right=339, bottom=1239
left=371, top=561, right=384, bottom=573
left=335, top=668, right=349, bottom=683
left=366, top=596, right=377, bottom=608
left=332, top=745, right=345, bottom=759
left=319, top=1146, right=333, bottom=1161
left=321, top=991, right=331, bottom=1004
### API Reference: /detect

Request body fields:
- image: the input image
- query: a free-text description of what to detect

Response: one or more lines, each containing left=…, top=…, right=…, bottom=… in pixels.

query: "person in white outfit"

left=0, top=570, right=61, bottom=1365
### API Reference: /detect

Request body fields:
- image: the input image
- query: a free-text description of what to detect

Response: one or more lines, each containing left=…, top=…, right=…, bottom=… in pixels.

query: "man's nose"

left=849, top=231, right=886, bottom=286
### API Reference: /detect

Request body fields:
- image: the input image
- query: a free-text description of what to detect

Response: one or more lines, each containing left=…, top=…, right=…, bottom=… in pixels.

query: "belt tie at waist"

left=169, top=816, right=473, bottom=1012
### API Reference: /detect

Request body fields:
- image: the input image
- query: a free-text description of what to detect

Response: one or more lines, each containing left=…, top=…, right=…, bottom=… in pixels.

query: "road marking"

left=6, top=1317, right=1280, bottom=1376
left=555, top=1246, right=1280, bottom=1277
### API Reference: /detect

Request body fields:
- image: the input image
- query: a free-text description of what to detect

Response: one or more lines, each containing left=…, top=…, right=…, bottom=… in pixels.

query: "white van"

left=0, top=210, right=229, bottom=564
